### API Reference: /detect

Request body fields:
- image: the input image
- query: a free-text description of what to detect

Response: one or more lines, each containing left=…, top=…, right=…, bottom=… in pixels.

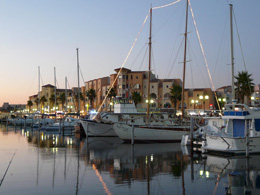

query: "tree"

left=58, top=93, right=66, bottom=111
left=235, top=71, right=254, bottom=104
left=86, top=89, right=96, bottom=109
left=170, top=83, right=182, bottom=117
left=40, top=96, right=47, bottom=113
left=34, top=97, right=39, bottom=111
left=49, top=94, right=56, bottom=110
left=74, top=92, right=84, bottom=113
left=131, top=91, right=142, bottom=106
left=27, top=100, right=33, bottom=113
left=106, top=87, right=116, bottom=100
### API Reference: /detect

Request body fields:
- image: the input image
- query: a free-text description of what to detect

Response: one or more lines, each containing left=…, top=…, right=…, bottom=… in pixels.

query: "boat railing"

left=224, top=103, right=259, bottom=116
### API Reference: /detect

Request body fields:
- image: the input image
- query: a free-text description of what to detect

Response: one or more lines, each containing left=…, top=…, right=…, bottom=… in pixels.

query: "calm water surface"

left=0, top=124, right=259, bottom=195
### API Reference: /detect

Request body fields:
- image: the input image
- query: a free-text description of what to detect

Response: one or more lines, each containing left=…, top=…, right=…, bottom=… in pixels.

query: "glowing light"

left=92, top=164, right=112, bottom=195
left=200, top=170, right=204, bottom=176
left=205, top=171, right=209, bottom=178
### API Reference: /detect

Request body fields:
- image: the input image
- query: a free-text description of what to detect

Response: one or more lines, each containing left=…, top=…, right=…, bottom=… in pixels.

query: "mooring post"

left=131, top=125, right=135, bottom=145
left=246, top=119, right=249, bottom=158
left=190, top=117, right=194, bottom=148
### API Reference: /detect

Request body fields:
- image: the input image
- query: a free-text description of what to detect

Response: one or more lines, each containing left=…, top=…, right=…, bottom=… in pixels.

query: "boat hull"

left=80, top=120, right=117, bottom=137
left=113, top=123, right=189, bottom=142
left=202, top=135, right=260, bottom=154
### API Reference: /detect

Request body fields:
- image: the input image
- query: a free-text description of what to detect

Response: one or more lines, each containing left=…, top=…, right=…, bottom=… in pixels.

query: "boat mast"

left=76, top=48, right=80, bottom=116
left=65, top=76, right=67, bottom=113
left=230, top=4, right=235, bottom=103
left=54, top=67, right=57, bottom=112
left=181, top=0, right=189, bottom=118
left=147, top=7, right=152, bottom=122
left=38, top=66, right=40, bottom=112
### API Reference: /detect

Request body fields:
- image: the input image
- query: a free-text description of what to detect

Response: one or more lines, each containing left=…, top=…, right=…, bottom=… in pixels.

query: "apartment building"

left=29, top=84, right=73, bottom=113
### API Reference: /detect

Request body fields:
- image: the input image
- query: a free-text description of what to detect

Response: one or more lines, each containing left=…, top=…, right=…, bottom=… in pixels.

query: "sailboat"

left=113, top=3, right=191, bottom=143
left=201, top=4, right=260, bottom=155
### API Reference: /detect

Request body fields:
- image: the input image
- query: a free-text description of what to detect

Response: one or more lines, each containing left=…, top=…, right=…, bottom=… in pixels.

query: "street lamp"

left=191, top=99, right=199, bottom=112
left=199, top=95, right=209, bottom=111
left=109, top=102, right=113, bottom=112
left=251, top=96, right=255, bottom=106
left=218, top=97, right=226, bottom=110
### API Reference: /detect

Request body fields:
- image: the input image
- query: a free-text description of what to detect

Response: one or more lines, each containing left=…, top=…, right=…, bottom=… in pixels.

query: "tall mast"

left=54, top=67, right=57, bottom=112
left=147, top=7, right=152, bottom=122
left=38, top=66, right=40, bottom=112
left=230, top=4, right=235, bottom=103
left=76, top=48, right=80, bottom=116
left=65, top=77, right=67, bottom=113
left=181, top=0, right=189, bottom=118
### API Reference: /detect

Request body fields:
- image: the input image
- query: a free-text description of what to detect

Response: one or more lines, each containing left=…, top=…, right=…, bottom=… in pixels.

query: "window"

left=123, top=75, right=125, bottom=79
left=126, top=84, right=128, bottom=88
left=136, top=76, right=138, bottom=79
left=126, top=75, right=128, bottom=80
left=123, top=85, right=125, bottom=89
left=152, top=85, right=154, bottom=88
left=166, top=85, right=168, bottom=88
left=131, top=75, right=133, bottom=80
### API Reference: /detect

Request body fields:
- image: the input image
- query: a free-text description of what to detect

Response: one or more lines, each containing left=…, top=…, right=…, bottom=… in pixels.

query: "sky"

left=0, top=0, right=260, bottom=106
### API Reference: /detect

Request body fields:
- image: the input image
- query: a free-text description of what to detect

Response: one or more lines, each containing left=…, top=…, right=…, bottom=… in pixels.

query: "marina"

left=1, top=0, right=260, bottom=194
left=1, top=124, right=259, bottom=195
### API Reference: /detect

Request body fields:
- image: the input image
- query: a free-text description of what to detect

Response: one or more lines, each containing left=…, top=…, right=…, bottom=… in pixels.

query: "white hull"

left=80, top=120, right=117, bottom=137
left=203, top=135, right=260, bottom=154
left=113, top=123, right=189, bottom=142
left=8, top=118, right=34, bottom=125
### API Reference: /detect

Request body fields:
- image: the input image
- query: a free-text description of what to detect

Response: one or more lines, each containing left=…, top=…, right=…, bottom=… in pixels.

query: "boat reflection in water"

left=81, top=137, right=190, bottom=187
left=205, top=154, right=260, bottom=195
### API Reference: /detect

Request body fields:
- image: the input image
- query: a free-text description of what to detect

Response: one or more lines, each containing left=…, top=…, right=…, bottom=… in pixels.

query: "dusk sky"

left=1, top=0, right=260, bottom=106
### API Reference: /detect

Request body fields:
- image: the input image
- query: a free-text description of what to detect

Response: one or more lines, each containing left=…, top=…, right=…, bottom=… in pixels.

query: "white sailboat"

left=113, top=3, right=191, bottom=143
left=201, top=4, right=260, bottom=155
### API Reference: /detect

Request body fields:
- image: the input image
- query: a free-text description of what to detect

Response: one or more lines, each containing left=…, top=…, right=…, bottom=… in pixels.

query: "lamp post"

left=218, top=98, right=226, bottom=110
left=146, top=99, right=155, bottom=111
left=109, top=102, right=113, bottom=112
left=251, top=96, right=255, bottom=106
left=199, top=95, right=209, bottom=112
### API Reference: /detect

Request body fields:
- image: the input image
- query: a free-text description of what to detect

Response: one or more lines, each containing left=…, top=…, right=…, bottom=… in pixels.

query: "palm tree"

left=235, top=71, right=254, bottom=104
left=73, top=92, right=84, bottom=113
left=131, top=91, right=142, bottom=106
left=58, top=93, right=66, bottom=111
left=106, top=87, right=117, bottom=111
left=40, top=96, right=47, bottom=113
left=49, top=94, right=56, bottom=110
left=170, top=83, right=182, bottom=117
left=86, top=89, right=96, bottom=109
left=27, top=100, right=33, bottom=113
left=106, top=87, right=117, bottom=100
left=34, top=97, right=39, bottom=111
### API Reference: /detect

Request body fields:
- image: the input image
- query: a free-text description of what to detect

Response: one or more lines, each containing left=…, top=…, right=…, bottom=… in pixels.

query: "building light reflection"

left=92, top=164, right=112, bottom=195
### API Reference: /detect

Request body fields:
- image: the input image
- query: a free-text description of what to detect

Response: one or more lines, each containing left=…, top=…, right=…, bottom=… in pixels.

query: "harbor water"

left=0, top=124, right=259, bottom=195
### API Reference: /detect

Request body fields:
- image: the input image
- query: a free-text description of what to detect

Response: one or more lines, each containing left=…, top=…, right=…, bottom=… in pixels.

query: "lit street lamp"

left=191, top=99, right=199, bottom=110
left=218, top=98, right=226, bottom=110
left=109, top=102, right=113, bottom=112
left=199, top=95, right=209, bottom=111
